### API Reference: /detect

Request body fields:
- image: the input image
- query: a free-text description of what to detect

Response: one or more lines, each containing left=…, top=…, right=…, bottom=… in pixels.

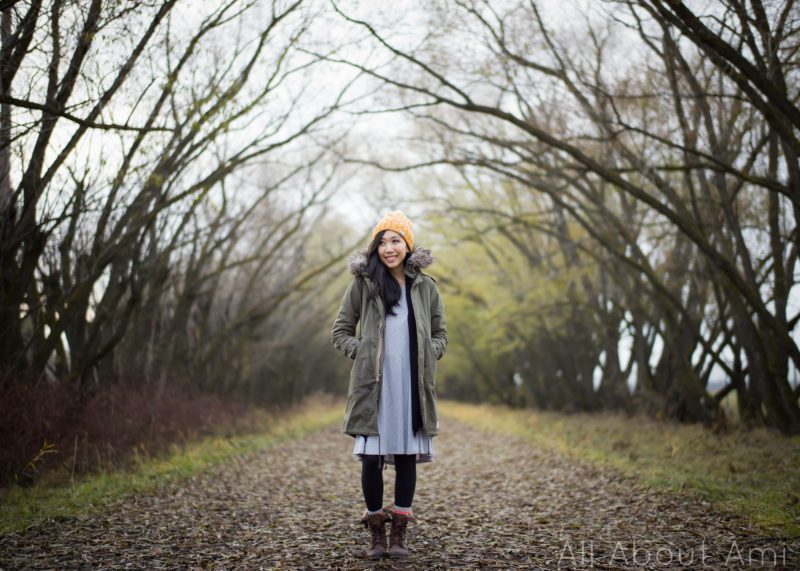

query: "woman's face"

left=377, top=230, right=408, bottom=271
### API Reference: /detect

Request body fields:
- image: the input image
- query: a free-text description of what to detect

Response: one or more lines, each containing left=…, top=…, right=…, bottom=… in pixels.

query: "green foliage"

left=428, top=184, right=597, bottom=403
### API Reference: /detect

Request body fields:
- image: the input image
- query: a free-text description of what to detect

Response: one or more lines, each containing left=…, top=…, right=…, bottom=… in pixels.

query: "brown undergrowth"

left=0, top=371, right=320, bottom=488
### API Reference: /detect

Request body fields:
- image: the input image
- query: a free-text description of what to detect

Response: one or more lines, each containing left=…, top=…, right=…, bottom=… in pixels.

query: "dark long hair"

left=366, top=230, right=410, bottom=317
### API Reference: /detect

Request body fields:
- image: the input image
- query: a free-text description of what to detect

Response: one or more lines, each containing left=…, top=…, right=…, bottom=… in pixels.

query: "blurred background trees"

left=327, top=0, right=800, bottom=434
left=1, top=0, right=798, bottom=484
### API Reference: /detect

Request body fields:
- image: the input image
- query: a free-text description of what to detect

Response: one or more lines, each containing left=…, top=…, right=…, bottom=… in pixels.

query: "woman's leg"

left=361, top=454, right=384, bottom=512
left=393, top=454, right=416, bottom=509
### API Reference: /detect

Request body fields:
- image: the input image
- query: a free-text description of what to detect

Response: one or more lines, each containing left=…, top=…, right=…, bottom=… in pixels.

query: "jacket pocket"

left=350, top=336, right=377, bottom=390
left=343, top=381, right=376, bottom=432
left=423, top=337, right=437, bottom=388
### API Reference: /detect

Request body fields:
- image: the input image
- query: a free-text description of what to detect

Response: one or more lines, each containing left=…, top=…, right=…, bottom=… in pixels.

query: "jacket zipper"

left=373, top=314, right=384, bottom=441
left=411, top=278, right=429, bottom=434
left=375, top=320, right=383, bottom=382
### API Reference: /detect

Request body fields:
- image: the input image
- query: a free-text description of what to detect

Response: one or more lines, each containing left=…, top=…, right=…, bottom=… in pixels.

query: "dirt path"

left=1, top=415, right=797, bottom=569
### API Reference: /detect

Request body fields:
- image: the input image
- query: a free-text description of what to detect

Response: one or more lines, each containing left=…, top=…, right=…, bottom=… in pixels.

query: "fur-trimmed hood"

left=347, top=245, right=435, bottom=277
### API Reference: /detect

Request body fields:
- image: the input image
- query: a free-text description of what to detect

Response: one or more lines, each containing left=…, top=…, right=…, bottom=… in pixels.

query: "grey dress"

left=352, top=284, right=435, bottom=465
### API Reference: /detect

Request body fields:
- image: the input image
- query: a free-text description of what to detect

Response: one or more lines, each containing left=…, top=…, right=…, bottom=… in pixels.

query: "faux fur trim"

left=348, top=245, right=434, bottom=277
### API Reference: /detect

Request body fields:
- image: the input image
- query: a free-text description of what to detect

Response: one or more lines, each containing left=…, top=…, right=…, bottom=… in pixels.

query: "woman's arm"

left=430, top=282, right=447, bottom=360
left=330, top=276, right=363, bottom=359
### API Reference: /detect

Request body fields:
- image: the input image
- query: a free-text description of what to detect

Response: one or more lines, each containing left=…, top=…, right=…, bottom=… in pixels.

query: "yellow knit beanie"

left=371, top=210, right=414, bottom=251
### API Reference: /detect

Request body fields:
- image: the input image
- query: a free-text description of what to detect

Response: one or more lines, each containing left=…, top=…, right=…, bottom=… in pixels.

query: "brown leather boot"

left=359, top=508, right=391, bottom=560
left=385, top=505, right=416, bottom=558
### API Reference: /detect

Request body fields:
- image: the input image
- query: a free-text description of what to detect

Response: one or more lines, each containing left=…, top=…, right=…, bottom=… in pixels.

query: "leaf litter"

left=0, top=418, right=797, bottom=569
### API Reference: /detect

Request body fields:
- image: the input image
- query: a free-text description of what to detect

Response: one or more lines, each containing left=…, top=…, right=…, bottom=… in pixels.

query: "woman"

left=330, top=210, right=447, bottom=560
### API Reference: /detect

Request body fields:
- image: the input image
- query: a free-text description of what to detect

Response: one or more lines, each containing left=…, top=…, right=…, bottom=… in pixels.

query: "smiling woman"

left=379, top=230, right=408, bottom=269
left=330, top=210, right=447, bottom=560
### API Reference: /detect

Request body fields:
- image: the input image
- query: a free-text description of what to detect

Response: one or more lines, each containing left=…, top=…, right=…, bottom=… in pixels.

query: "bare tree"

left=326, top=0, right=800, bottom=433
left=0, top=1, right=356, bottom=404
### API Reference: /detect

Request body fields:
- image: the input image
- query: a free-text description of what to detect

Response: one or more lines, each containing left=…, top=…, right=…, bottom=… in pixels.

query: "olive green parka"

left=330, top=245, right=447, bottom=438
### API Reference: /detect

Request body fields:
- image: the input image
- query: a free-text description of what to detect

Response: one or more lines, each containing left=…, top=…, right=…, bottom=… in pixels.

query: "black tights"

left=361, top=454, right=416, bottom=511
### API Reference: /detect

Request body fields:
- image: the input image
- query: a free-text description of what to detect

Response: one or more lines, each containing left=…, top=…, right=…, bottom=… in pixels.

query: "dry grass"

left=0, top=392, right=341, bottom=533
left=441, top=400, right=800, bottom=538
